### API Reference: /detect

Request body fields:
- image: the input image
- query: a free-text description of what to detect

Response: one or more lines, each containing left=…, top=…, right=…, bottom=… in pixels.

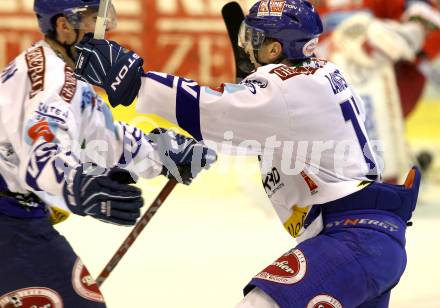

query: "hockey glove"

left=64, top=165, right=143, bottom=226
left=148, top=128, right=217, bottom=185
left=74, top=33, right=143, bottom=107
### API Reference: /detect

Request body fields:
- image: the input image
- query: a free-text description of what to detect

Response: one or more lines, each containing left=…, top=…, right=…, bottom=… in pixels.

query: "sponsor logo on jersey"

left=25, top=46, right=45, bottom=99
left=242, top=78, right=269, bottom=94
left=307, top=294, right=343, bottom=308
left=301, top=171, right=319, bottom=195
left=60, top=65, right=77, bottom=103
left=325, top=69, right=348, bottom=95
left=255, top=249, right=307, bottom=284
left=325, top=218, right=400, bottom=232
left=0, top=287, right=63, bottom=308
left=49, top=206, right=70, bottom=225
left=36, top=102, right=70, bottom=125
left=262, top=167, right=285, bottom=197
left=258, top=1, right=286, bottom=17
left=284, top=205, right=310, bottom=238
left=72, top=258, right=105, bottom=303
left=270, top=64, right=321, bottom=81
left=28, top=120, right=55, bottom=144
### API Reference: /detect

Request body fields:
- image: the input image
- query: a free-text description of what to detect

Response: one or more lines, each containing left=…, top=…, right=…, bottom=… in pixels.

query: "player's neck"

left=44, top=37, right=76, bottom=69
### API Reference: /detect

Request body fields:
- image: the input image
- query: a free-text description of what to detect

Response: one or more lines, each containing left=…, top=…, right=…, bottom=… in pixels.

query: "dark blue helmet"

left=34, top=0, right=101, bottom=34
left=240, top=0, right=323, bottom=60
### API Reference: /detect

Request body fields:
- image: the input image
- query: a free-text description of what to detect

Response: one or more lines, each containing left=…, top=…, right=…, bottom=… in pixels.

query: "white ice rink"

left=56, top=156, right=440, bottom=308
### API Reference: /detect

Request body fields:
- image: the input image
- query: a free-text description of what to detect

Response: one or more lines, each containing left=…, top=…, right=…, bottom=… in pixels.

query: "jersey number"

left=340, top=97, right=377, bottom=180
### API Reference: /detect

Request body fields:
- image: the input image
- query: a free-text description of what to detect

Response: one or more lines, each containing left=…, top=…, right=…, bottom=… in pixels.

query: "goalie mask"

left=239, top=0, right=323, bottom=61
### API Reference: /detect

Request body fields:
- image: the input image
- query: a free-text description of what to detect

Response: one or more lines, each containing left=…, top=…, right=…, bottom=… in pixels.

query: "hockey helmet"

left=239, top=0, right=323, bottom=60
left=34, top=0, right=117, bottom=34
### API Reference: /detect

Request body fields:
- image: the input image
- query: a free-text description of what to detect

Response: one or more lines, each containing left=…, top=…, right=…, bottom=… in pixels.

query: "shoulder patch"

left=25, top=46, right=46, bottom=99
left=60, top=65, right=77, bottom=103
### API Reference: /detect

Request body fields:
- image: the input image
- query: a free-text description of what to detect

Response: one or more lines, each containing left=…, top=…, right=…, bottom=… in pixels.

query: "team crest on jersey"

left=258, top=0, right=286, bottom=17
left=0, top=287, right=63, bottom=308
left=255, top=249, right=307, bottom=284
left=307, top=294, right=343, bottom=308
left=25, top=46, right=45, bottom=99
left=72, top=258, right=105, bottom=303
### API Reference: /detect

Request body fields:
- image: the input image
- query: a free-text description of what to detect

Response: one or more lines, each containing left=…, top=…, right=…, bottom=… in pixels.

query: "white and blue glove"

left=63, top=165, right=143, bottom=226
left=74, top=33, right=143, bottom=107
left=148, top=128, right=217, bottom=185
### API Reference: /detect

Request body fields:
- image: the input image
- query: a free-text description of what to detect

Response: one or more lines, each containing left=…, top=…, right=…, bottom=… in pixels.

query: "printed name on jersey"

left=1, top=61, right=18, bottom=84
left=269, top=60, right=326, bottom=80
left=255, top=249, right=307, bottom=284
left=284, top=205, right=310, bottom=238
left=60, top=65, right=77, bottom=103
left=0, top=287, right=63, bottom=308
left=325, top=69, right=348, bottom=94
left=72, top=258, right=105, bottom=303
left=25, top=46, right=46, bottom=99
left=258, top=0, right=286, bottom=17
left=307, top=294, right=343, bottom=308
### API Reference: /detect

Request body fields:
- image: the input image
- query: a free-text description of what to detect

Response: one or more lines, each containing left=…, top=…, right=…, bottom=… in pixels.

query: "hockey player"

left=74, top=0, right=421, bottom=307
left=311, top=0, right=440, bottom=181
left=0, top=0, right=215, bottom=307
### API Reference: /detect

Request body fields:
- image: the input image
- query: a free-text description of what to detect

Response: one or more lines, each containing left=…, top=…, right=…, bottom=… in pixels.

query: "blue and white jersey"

left=137, top=59, right=381, bottom=242
left=0, top=41, right=162, bottom=218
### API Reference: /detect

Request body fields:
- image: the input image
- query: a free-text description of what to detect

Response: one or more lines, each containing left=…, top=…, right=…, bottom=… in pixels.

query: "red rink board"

left=0, top=0, right=243, bottom=86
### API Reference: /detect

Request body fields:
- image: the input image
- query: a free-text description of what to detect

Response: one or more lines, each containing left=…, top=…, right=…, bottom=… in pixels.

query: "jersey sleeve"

left=78, top=85, right=163, bottom=179
left=136, top=71, right=291, bottom=154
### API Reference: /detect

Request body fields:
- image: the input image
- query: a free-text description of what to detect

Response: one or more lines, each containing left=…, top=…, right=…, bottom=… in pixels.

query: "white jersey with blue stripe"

left=137, top=59, right=381, bottom=242
left=0, top=41, right=162, bottom=216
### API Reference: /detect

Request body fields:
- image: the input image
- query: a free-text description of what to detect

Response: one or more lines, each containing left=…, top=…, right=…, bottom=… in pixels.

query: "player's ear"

left=268, top=41, right=283, bottom=62
left=54, top=16, right=75, bottom=43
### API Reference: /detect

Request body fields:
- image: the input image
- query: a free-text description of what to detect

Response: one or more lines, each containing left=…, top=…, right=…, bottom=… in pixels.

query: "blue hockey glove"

left=148, top=128, right=217, bottom=185
left=64, top=165, right=143, bottom=226
left=74, top=33, right=143, bottom=107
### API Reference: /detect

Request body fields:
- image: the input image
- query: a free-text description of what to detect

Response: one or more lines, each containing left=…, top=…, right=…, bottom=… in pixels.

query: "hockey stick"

left=221, top=1, right=255, bottom=82
left=96, top=179, right=178, bottom=286
left=94, top=0, right=112, bottom=39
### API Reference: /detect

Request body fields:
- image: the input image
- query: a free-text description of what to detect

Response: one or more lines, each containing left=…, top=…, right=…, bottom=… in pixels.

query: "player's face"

left=70, top=5, right=117, bottom=60
left=76, top=5, right=117, bottom=39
